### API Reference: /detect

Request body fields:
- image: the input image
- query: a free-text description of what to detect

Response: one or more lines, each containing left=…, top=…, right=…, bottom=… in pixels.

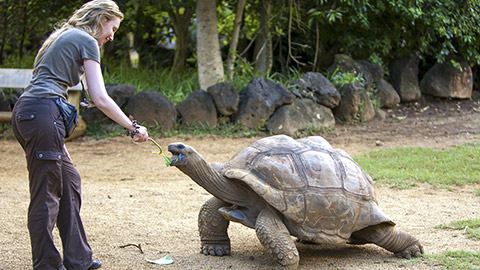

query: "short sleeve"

left=81, top=37, right=101, bottom=63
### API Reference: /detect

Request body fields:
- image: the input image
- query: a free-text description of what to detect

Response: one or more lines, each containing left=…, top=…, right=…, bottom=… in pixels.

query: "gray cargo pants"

left=11, top=97, right=93, bottom=270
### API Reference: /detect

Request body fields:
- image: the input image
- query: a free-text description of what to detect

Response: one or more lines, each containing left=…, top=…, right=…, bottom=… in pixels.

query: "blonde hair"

left=34, top=0, right=124, bottom=65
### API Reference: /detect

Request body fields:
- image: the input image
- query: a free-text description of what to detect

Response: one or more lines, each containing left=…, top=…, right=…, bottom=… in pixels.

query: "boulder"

left=289, top=72, right=340, bottom=108
left=390, top=56, right=421, bottom=102
left=81, top=84, right=137, bottom=125
left=333, top=83, right=375, bottom=123
left=376, top=79, right=400, bottom=108
left=267, top=98, right=335, bottom=136
left=127, top=90, right=177, bottom=129
left=357, top=59, right=384, bottom=84
left=420, top=58, right=473, bottom=99
left=233, top=77, right=295, bottom=129
left=177, top=90, right=217, bottom=126
left=207, top=81, right=239, bottom=116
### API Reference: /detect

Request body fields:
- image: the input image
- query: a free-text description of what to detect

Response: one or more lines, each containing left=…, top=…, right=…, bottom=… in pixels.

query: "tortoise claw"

left=394, top=242, right=424, bottom=259
left=201, top=243, right=231, bottom=256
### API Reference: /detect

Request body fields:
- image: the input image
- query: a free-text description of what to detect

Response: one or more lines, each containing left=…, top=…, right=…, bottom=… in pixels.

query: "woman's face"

left=96, top=17, right=121, bottom=47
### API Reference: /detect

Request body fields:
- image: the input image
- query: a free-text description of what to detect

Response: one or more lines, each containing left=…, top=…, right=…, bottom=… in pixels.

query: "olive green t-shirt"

left=22, top=27, right=100, bottom=99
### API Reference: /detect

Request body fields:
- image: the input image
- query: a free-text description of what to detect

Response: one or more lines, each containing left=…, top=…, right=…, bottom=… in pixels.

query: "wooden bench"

left=0, top=68, right=87, bottom=140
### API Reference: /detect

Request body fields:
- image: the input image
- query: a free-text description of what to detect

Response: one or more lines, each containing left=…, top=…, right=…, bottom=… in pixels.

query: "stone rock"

left=374, top=108, right=388, bottom=120
left=420, top=58, right=473, bottom=99
left=357, top=59, right=384, bottom=84
left=390, top=56, right=421, bottom=102
left=266, top=98, right=335, bottom=136
left=106, top=84, right=137, bottom=107
left=177, top=90, right=217, bottom=126
left=333, top=83, right=375, bottom=123
left=233, top=77, right=295, bottom=129
left=127, top=90, right=177, bottom=129
left=290, top=72, right=340, bottom=108
left=358, top=90, right=375, bottom=121
left=376, top=79, right=400, bottom=108
left=81, top=84, right=137, bottom=125
left=207, top=81, right=239, bottom=116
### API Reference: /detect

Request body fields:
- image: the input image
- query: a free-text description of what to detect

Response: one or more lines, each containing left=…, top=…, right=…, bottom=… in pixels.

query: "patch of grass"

left=435, top=219, right=480, bottom=240
left=411, top=250, right=480, bottom=270
left=102, top=60, right=199, bottom=104
left=353, top=143, right=480, bottom=189
left=85, top=121, right=261, bottom=139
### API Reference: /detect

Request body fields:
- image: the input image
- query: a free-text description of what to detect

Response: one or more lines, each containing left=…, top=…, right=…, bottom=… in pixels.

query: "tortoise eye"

left=177, top=144, right=185, bottom=149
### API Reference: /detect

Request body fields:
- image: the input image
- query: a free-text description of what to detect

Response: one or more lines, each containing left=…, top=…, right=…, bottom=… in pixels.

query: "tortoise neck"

left=181, top=158, right=249, bottom=205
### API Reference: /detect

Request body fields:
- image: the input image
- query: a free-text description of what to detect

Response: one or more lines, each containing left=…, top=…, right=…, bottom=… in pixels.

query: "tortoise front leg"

left=198, top=197, right=232, bottom=256
left=351, top=223, right=423, bottom=259
left=255, top=208, right=299, bottom=270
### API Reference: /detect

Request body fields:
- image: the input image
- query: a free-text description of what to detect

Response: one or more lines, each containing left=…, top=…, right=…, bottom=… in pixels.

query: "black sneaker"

left=88, top=260, right=102, bottom=269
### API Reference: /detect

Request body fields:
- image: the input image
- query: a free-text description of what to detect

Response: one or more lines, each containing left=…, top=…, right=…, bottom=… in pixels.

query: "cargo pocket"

left=35, top=150, right=64, bottom=199
left=15, top=111, right=37, bottom=122
left=35, top=150, right=63, bottom=161
left=14, top=111, right=38, bottom=140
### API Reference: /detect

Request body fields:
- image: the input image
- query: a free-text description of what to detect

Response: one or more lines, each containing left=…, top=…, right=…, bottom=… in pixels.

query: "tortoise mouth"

left=167, top=144, right=186, bottom=166
left=171, top=153, right=186, bottom=166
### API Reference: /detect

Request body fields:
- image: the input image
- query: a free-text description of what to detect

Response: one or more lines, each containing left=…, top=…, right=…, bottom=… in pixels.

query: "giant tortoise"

left=167, top=135, right=423, bottom=269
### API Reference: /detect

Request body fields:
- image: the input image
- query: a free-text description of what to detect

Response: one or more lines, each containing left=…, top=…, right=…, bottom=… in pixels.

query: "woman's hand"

left=134, top=125, right=148, bottom=142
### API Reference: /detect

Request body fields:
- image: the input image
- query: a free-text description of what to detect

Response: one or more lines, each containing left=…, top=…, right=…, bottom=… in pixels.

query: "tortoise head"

left=167, top=142, right=203, bottom=168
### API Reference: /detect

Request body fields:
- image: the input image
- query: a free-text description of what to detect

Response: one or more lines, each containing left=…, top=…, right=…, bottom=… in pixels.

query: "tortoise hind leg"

left=198, top=197, right=232, bottom=256
left=255, top=208, right=299, bottom=270
left=351, top=223, right=424, bottom=259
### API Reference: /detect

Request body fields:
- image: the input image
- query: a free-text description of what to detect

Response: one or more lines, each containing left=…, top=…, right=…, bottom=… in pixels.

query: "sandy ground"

left=1, top=96, right=480, bottom=270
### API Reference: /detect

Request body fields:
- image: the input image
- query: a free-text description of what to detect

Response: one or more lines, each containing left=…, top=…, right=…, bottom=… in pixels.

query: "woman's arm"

left=83, top=59, right=148, bottom=142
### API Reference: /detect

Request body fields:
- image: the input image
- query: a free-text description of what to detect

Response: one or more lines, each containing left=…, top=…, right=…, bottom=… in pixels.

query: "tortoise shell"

left=219, top=135, right=393, bottom=244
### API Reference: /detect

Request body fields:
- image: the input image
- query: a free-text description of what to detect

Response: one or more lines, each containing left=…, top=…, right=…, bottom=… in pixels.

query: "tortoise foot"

left=394, top=242, right=424, bottom=259
left=200, top=241, right=231, bottom=256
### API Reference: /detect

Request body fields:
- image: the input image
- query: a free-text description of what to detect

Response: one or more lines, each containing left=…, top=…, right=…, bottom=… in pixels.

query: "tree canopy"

left=1, top=0, right=479, bottom=85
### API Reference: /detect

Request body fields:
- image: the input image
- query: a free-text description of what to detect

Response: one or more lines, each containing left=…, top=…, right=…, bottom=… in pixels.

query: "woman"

left=10, top=1, right=148, bottom=269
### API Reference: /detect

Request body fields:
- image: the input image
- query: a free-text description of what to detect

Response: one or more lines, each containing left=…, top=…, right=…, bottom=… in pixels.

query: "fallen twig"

left=119, top=243, right=144, bottom=253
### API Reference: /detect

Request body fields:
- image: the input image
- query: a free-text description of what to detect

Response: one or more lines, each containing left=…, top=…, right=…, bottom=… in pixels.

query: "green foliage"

left=102, top=59, right=198, bottom=104
left=305, top=0, right=480, bottom=67
left=328, top=66, right=366, bottom=88
left=0, top=123, right=15, bottom=140
left=0, top=52, right=35, bottom=69
left=0, top=0, right=86, bottom=65
left=412, top=250, right=480, bottom=270
left=354, top=143, right=480, bottom=189
left=3, top=0, right=480, bottom=84
left=436, top=219, right=480, bottom=241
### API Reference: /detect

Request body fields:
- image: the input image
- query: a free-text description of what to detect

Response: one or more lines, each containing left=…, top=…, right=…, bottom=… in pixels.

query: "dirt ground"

left=1, top=95, right=480, bottom=270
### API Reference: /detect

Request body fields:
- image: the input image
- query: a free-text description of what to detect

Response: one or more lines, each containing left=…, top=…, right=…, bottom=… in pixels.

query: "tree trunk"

left=169, top=5, right=193, bottom=75
left=253, top=0, right=272, bottom=76
left=196, top=0, right=224, bottom=89
left=226, top=0, right=246, bottom=80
